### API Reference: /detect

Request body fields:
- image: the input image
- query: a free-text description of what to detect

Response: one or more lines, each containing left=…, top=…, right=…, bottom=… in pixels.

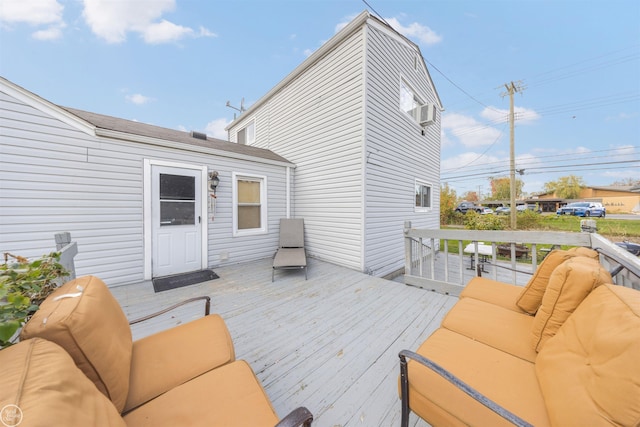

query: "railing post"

left=404, top=221, right=412, bottom=276
left=55, top=232, right=78, bottom=281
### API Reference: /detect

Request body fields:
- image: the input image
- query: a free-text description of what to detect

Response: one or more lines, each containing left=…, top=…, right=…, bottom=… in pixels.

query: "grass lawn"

left=442, top=214, right=640, bottom=258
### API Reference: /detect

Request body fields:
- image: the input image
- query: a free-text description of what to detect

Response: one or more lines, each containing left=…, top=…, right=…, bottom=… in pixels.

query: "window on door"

left=233, top=173, right=267, bottom=236
left=160, top=173, right=196, bottom=225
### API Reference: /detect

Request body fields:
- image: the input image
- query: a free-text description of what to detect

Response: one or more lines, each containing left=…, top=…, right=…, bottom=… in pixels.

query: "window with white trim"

left=415, top=180, right=432, bottom=210
left=400, top=79, right=422, bottom=123
left=237, top=120, right=255, bottom=145
left=233, top=173, right=267, bottom=236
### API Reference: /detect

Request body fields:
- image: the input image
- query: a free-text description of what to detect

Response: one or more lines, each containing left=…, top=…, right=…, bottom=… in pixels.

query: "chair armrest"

left=128, top=296, right=210, bottom=325
left=275, top=407, right=313, bottom=427
left=398, top=350, right=532, bottom=427
left=123, top=314, right=235, bottom=413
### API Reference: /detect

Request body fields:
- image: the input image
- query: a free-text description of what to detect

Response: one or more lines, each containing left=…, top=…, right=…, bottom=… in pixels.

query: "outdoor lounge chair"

left=273, top=218, right=307, bottom=281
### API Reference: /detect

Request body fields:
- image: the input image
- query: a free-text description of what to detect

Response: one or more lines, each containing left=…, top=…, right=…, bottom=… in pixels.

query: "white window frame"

left=400, top=78, right=423, bottom=124
left=414, top=179, right=432, bottom=212
left=237, top=120, right=255, bottom=145
left=232, top=172, right=267, bottom=236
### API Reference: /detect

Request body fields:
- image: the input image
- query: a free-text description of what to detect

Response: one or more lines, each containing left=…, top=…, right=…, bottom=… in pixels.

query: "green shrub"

left=0, top=252, right=68, bottom=348
left=463, top=211, right=505, bottom=230
left=514, top=210, right=543, bottom=230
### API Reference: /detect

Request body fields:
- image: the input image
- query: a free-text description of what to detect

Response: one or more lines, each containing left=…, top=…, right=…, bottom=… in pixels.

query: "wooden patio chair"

left=273, top=218, right=307, bottom=281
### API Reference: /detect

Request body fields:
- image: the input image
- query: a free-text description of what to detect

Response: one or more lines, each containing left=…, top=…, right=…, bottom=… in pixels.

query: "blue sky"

left=1, top=0, right=639, bottom=196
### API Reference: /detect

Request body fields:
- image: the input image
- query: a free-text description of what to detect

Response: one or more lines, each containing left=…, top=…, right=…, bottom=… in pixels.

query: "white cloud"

left=0, top=0, right=63, bottom=25
left=303, top=48, right=314, bottom=57
left=125, top=93, right=153, bottom=105
left=385, top=17, right=442, bottom=46
left=142, top=19, right=193, bottom=44
left=205, top=118, right=230, bottom=140
left=480, top=106, right=540, bottom=125
left=0, top=0, right=65, bottom=40
left=442, top=112, right=504, bottom=148
left=81, top=0, right=214, bottom=44
left=335, top=14, right=442, bottom=46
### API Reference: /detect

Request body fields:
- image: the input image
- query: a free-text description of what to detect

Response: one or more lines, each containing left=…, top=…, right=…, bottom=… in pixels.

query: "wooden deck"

left=110, top=257, right=458, bottom=426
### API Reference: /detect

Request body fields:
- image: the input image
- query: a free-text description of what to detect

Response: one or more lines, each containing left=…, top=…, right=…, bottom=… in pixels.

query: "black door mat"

left=152, top=269, right=219, bottom=293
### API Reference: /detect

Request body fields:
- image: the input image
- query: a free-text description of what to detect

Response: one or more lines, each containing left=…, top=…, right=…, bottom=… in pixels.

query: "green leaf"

left=0, top=320, right=21, bottom=342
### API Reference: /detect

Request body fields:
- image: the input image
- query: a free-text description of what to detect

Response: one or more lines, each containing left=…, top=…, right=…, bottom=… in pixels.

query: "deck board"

left=111, top=257, right=459, bottom=426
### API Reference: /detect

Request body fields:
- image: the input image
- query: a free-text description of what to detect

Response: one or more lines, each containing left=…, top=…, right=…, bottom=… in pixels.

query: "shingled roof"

left=61, top=106, right=292, bottom=165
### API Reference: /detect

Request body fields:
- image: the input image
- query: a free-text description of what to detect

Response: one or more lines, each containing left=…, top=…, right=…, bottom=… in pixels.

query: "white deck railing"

left=403, top=221, right=640, bottom=296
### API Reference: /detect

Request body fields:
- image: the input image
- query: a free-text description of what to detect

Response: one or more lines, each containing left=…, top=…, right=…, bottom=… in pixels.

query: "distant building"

left=533, top=186, right=640, bottom=213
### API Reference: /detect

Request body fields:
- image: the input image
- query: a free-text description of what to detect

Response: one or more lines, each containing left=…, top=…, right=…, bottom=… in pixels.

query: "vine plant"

left=0, top=252, right=68, bottom=348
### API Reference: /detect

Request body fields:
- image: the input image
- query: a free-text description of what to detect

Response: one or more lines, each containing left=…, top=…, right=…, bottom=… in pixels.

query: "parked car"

left=495, top=206, right=510, bottom=215
left=556, top=202, right=606, bottom=217
left=454, top=202, right=484, bottom=214
left=480, top=207, right=494, bottom=215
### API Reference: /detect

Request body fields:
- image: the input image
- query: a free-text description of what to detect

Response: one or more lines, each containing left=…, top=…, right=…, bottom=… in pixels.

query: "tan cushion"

left=536, top=284, right=640, bottom=426
left=124, top=314, right=236, bottom=412
left=0, top=338, right=126, bottom=426
left=531, top=258, right=612, bottom=352
left=403, top=328, right=549, bottom=427
left=442, top=297, right=537, bottom=362
left=516, top=247, right=599, bottom=314
left=123, top=360, right=279, bottom=427
left=460, top=277, right=525, bottom=312
left=20, top=275, right=132, bottom=412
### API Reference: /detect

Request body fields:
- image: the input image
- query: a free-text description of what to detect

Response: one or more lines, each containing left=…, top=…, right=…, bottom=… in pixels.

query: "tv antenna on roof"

left=226, top=98, right=245, bottom=113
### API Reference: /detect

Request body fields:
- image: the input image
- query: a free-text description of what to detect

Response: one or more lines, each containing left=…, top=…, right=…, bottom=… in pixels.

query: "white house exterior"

left=0, top=77, right=295, bottom=287
left=227, top=11, right=443, bottom=277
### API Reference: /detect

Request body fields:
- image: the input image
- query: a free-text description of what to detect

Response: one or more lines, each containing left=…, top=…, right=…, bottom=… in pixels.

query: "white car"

left=480, top=207, right=494, bottom=215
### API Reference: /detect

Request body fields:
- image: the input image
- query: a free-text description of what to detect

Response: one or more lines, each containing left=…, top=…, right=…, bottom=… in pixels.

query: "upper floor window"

left=415, top=180, right=432, bottom=210
left=400, top=80, right=422, bottom=123
left=237, top=121, right=255, bottom=145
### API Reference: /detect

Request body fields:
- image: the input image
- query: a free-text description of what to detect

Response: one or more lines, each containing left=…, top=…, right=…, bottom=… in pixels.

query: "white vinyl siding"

left=362, top=22, right=441, bottom=277
left=0, top=90, right=289, bottom=287
left=230, top=28, right=367, bottom=271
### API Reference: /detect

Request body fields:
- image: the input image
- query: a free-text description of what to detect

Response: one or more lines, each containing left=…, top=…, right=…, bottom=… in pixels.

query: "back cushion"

left=0, top=338, right=126, bottom=426
left=516, top=247, right=599, bottom=314
left=536, top=284, right=640, bottom=426
left=20, top=275, right=132, bottom=412
left=531, top=257, right=611, bottom=352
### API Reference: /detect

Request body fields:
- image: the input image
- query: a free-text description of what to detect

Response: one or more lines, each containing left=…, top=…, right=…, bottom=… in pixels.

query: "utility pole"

left=502, top=81, right=524, bottom=229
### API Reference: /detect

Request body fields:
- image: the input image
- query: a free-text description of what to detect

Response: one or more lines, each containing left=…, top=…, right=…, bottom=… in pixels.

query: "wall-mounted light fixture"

left=208, top=171, right=220, bottom=194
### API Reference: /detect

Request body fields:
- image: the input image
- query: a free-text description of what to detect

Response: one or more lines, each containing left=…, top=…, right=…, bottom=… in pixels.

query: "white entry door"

left=151, top=165, right=203, bottom=277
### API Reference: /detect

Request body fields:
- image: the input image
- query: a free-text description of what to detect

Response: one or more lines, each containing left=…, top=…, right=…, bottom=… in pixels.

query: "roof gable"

left=227, top=10, right=442, bottom=131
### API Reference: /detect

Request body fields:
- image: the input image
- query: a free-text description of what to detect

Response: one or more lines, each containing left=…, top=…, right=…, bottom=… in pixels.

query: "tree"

left=488, top=176, right=524, bottom=200
left=543, top=175, right=585, bottom=199
left=611, top=178, right=640, bottom=187
left=462, top=191, right=478, bottom=202
left=439, top=183, right=457, bottom=225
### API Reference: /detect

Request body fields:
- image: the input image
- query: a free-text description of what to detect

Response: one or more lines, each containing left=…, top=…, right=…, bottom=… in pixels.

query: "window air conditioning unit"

left=419, top=103, right=436, bottom=127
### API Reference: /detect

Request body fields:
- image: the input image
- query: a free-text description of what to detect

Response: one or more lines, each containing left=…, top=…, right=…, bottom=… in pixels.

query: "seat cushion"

left=531, top=257, right=612, bottom=352
left=516, top=247, right=599, bottom=314
left=536, top=284, right=640, bottom=426
left=273, top=248, right=307, bottom=268
left=20, top=275, right=133, bottom=412
left=124, top=314, right=236, bottom=412
left=442, top=297, right=537, bottom=362
left=123, top=360, right=279, bottom=427
left=0, top=338, right=125, bottom=426
left=404, top=328, right=550, bottom=427
left=460, top=277, right=525, bottom=312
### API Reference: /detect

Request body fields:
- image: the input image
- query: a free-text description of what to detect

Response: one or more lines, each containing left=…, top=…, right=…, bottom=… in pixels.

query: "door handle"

left=198, top=216, right=201, bottom=224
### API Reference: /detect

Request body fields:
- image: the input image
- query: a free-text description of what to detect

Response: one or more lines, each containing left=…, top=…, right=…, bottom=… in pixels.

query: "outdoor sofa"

left=399, top=247, right=640, bottom=426
left=1, top=275, right=313, bottom=427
